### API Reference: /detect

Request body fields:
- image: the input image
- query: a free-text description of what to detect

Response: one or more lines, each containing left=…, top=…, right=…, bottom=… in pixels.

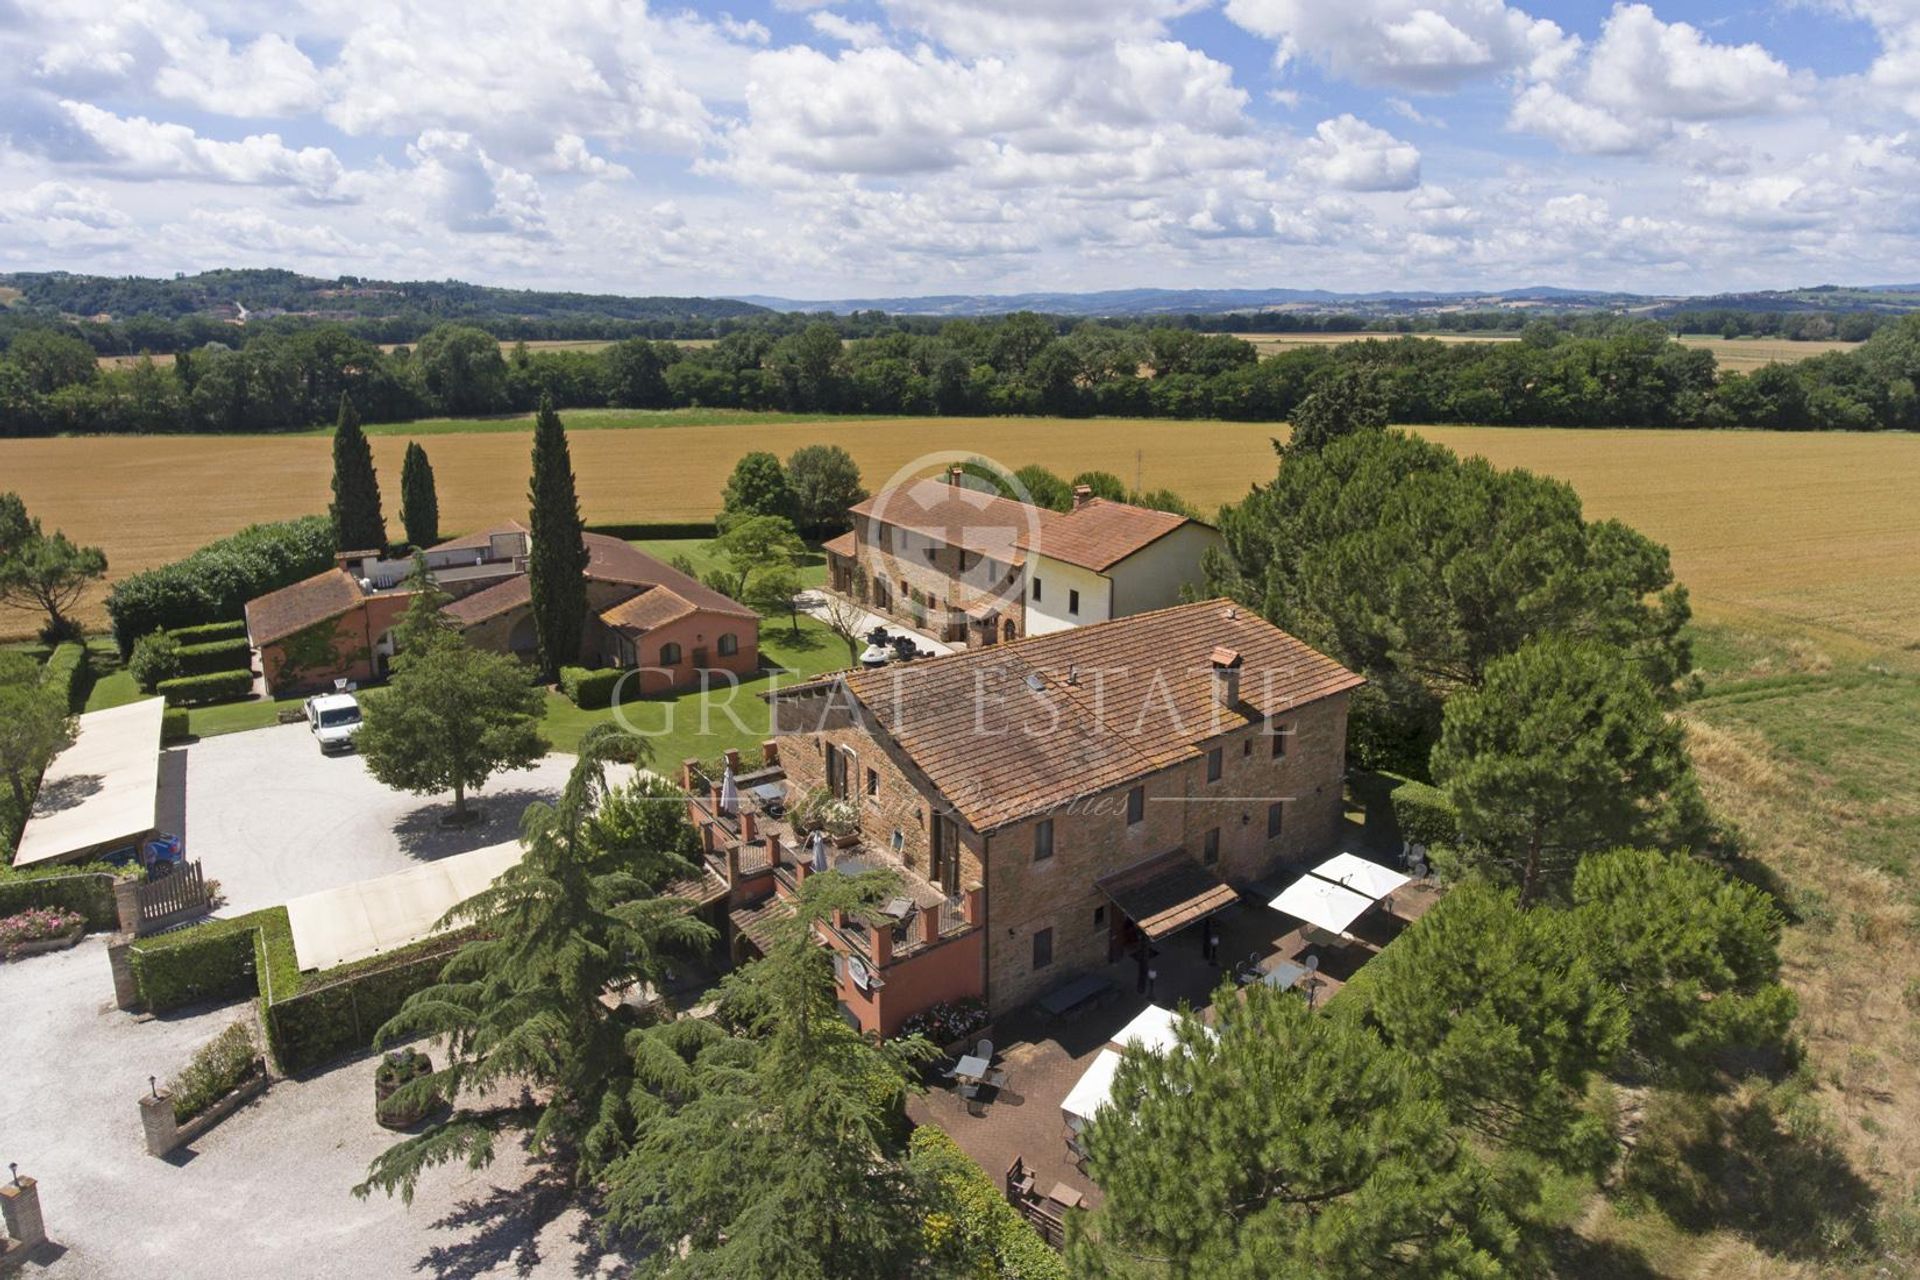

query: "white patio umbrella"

left=810, top=829, right=830, bottom=874
left=719, top=765, right=739, bottom=816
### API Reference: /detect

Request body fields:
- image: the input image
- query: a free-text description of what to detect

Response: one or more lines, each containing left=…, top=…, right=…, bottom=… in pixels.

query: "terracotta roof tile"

left=582, top=534, right=758, bottom=619
left=821, top=530, right=857, bottom=558
left=1017, top=498, right=1196, bottom=572
left=782, top=599, right=1363, bottom=832
left=849, top=477, right=1060, bottom=565
left=1097, top=850, right=1240, bottom=939
left=443, top=575, right=530, bottom=626
left=245, top=569, right=367, bottom=646
left=600, top=587, right=698, bottom=634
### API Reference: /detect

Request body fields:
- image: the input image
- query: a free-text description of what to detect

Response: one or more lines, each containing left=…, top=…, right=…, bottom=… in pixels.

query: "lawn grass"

left=631, top=537, right=828, bottom=590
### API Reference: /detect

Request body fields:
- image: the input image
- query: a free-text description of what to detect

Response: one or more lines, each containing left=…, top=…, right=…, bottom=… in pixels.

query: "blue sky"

left=2, top=0, right=1917, bottom=298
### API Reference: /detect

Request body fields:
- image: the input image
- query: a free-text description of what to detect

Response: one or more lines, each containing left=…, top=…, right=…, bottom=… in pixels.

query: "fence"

left=133, top=862, right=213, bottom=934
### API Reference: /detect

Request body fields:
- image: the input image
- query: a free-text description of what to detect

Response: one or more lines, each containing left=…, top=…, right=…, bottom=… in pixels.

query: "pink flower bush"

left=0, top=907, right=85, bottom=952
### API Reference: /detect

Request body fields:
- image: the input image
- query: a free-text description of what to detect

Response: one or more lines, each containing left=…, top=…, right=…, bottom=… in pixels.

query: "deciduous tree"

left=527, top=396, right=589, bottom=680
left=399, top=441, right=440, bottom=549
left=720, top=450, right=795, bottom=523
left=328, top=394, right=385, bottom=552
left=0, top=652, right=76, bottom=835
left=785, top=443, right=867, bottom=537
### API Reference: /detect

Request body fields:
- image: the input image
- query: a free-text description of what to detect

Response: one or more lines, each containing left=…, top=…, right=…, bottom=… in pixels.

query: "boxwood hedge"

left=559, top=665, right=626, bottom=710
left=166, top=620, right=249, bottom=645
left=40, top=642, right=90, bottom=711
left=129, top=907, right=287, bottom=1013
left=0, top=863, right=124, bottom=932
left=105, top=516, right=334, bottom=655
left=157, top=669, right=254, bottom=706
left=175, top=637, right=253, bottom=676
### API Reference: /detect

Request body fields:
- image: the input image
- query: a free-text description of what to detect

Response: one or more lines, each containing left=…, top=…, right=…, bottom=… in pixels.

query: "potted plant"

left=819, top=797, right=862, bottom=847
left=374, top=1048, right=436, bottom=1129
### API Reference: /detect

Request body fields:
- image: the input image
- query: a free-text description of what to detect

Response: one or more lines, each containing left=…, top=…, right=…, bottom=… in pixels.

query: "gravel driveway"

left=174, top=723, right=593, bottom=916
left=0, top=939, right=624, bottom=1278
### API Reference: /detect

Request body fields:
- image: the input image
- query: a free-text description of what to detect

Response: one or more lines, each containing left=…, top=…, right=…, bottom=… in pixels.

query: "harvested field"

left=1228, top=330, right=1858, bottom=370
left=3, top=419, right=1916, bottom=648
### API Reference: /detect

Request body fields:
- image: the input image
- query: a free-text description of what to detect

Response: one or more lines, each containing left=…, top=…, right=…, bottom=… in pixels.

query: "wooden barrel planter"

left=374, top=1050, right=436, bottom=1129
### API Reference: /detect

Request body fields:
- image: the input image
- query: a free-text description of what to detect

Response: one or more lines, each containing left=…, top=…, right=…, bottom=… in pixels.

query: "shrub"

left=166, top=619, right=248, bottom=645
left=105, top=516, right=334, bottom=655
left=908, top=1126, right=1068, bottom=1280
left=558, top=665, right=625, bottom=710
left=898, top=998, right=990, bottom=1048
left=0, top=863, right=125, bottom=931
left=0, top=906, right=85, bottom=952
left=157, top=669, right=254, bottom=707
left=129, top=908, right=281, bottom=1012
left=161, top=707, right=191, bottom=743
left=261, top=932, right=470, bottom=1075
left=168, top=1021, right=261, bottom=1123
left=129, top=631, right=183, bottom=691
left=1388, top=776, right=1458, bottom=850
left=39, top=641, right=90, bottom=710
left=175, top=637, right=252, bottom=676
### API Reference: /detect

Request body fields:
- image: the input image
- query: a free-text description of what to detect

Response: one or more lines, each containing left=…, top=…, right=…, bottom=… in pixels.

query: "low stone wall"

left=137, top=1062, right=270, bottom=1158
left=1, top=929, right=84, bottom=962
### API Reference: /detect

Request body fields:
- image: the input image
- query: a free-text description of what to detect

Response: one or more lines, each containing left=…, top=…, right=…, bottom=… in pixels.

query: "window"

left=1206, top=747, right=1223, bottom=783
left=1126, top=785, right=1145, bottom=825
left=1068, top=588, right=1080, bottom=615
left=1032, top=577, right=1043, bottom=602
left=1267, top=801, right=1284, bottom=839
left=866, top=767, right=879, bottom=798
left=1203, top=827, right=1220, bottom=865
left=1272, top=720, right=1289, bottom=758
left=1092, top=905, right=1106, bottom=929
left=1034, top=818, right=1054, bottom=862
left=659, top=642, right=682, bottom=666
left=718, top=632, right=738, bottom=656
left=1032, top=927, right=1054, bottom=970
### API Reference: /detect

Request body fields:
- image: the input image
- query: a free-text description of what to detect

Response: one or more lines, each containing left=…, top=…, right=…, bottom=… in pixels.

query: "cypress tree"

left=399, top=441, right=440, bottom=549
left=329, top=394, right=385, bottom=552
left=526, top=395, right=588, bottom=680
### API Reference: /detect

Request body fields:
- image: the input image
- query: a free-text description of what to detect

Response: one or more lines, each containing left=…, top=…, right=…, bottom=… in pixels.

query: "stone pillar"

left=725, top=842, right=741, bottom=887
left=139, top=1089, right=179, bottom=1158
left=0, top=1174, right=45, bottom=1250
left=964, top=885, right=986, bottom=927
left=680, top=758, right=700, bottom=792
left=760, top=739, right=780, bottom=767
left=871, top=922, right=892, bottom=967
left=920, top=901, right=941, bottom=946
left=740, top=810, right=757, bottom=843
left=723, top=748, right=742, bottom=773
left=106, top=936, right=140, bottom=1011
left=112, top=878, right=141, bottom=936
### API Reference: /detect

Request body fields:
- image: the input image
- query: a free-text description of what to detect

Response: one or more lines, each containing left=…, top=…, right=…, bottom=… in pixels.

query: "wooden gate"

left=136, top=861, right=213, bottom=934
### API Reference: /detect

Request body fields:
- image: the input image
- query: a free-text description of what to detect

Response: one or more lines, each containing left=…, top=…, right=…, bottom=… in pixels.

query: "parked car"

left=305, top=691, right=363, bottom=753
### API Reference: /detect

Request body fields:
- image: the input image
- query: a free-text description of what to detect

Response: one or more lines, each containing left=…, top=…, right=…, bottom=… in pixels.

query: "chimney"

left=1073, top=484, right=1093, bottom=510
left=948, top=465, right=964, bottom=486
left=920, top=900, right=941, bottom=946
left=1210, top=645, right=1243, bottom=707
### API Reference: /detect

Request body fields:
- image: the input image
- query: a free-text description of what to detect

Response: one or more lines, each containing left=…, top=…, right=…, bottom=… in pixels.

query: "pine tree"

left=329, top=394, right=385, bottom=552
left=399, top=441, right=440, bottom=549
left=527, top=396, right=588, bottom=680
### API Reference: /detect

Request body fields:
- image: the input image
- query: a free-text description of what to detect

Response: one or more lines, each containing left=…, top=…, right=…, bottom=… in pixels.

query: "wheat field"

left=1227, top=330, right=1859, bottom=371
left=3, top=418, right=1916, bottom=647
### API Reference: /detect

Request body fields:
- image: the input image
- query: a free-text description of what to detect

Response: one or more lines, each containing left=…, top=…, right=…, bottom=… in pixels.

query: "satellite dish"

left=847, top=955, right=872, bottom=991
left=1304, top=954, right=1320, bottom=972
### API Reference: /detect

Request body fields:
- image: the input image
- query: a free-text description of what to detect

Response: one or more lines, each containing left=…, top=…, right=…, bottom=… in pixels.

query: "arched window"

left=718, top=633, right=738, bottom=656
left=660, top=642, right=683, bottom=666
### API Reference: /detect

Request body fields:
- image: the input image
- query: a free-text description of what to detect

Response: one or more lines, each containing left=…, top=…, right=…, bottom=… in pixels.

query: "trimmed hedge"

left=169, top=1022, right=260, bottom=1124
left=129, top=908, right=285, bottom=1013
left=0, top=864, right=123, bottom=932
left=909, top=1126, right=1067, bottom=1279
left=161, top=707, right=191, bottom=743
left=40, top=642, right=90, bottom=711
left=157, top=669, right=254, bottom=706
left=106, top=516, right=335, bottom=655
left=176, top=637, right=253, bottom=676
left=167, top=619, right=248, bottom=644
left=585, top=520, right=718, bottom=541
left=559, top=665, right=625, bottom=710
left=261, top=931, right=470, bottom=1076
left=1388, top=776, right=1458, bottom=849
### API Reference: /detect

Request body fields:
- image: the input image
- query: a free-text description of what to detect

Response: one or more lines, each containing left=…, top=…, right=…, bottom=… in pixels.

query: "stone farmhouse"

left=244, top=523, right=759, bottom=696
left=822, top=470, right=1220, bottom=647
left=679, top=600, right=1362, bottom=1036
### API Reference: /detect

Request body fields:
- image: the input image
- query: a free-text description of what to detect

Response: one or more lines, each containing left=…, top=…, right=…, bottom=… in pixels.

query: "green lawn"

left=540, top=613, right=852, bottom=764
left=632, top=537, right=829, bottom=590
left=312, top=408, right=891, bottom=438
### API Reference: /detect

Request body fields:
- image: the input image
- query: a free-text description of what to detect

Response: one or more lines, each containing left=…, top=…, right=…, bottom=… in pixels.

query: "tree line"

left=5, top=311, right=1918, bottom=437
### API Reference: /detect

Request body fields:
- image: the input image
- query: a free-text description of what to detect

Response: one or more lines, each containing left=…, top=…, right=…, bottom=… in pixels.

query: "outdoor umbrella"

left=719, top=765, right=738, bottom=816
left=811, top=830, right=829, bottom=874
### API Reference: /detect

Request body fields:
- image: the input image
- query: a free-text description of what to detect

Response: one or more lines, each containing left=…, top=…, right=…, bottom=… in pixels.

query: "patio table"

left=951, top=1053, right=990, bottom=1083
left=1262, top=960, right=1309, bottom=990
left=1038, top=973, right=1116, bottom=1019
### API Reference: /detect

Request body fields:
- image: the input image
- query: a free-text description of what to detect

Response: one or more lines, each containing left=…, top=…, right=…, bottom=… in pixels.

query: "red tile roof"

left=245, top=568, right=367, bottom=646
left=1097, top=850, right=1240, bottom=939
left=442, top=575, right=530, bottom=626
left=777, top=599, right=1363, bottom=832
left=582, top=533, right=758, bottom=618
left=1017, top=498, right=1197, bottom=572
left=821, top=530, right=858, bottom=559
left=850, top=477, right=1060, bottom=566
left=599, top=587, right=699, bottom=634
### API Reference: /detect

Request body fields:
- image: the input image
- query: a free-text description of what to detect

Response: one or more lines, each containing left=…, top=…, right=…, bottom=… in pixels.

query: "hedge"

left=105, top=516, right=335, bottom=655
left=908, top=1126, right=1067, bottom=1279
left=175, top=637, right=253, bottom=676
left=169, top=1022, right=261, bottom=1124
left=585, top=520, right=718, bottom=541
left=166, top=619, right=248, bottom=644
left=40, top=642, right=90, bottom=711
left=129, top=907, right=286, bottom=1013
left=0, top=864, right=123, bottom=932
left=260, top=931, right=470, bottom=1076
left=1387, top=776, right=1458, bottom=850
left=157, top=669, right=255, bottom=706
left=161, top=708, right=191, bottom=743
left=559, top=665, right=626, bottom=710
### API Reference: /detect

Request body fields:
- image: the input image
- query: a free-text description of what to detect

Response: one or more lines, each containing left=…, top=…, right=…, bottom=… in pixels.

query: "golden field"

left=1229, top=330, right=1859, bottom=371
left=3, top=416, right=1917, bottom=649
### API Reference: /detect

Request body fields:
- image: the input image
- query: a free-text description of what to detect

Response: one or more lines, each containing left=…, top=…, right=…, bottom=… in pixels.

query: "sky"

left=1, top=0, right=1917, bottom=299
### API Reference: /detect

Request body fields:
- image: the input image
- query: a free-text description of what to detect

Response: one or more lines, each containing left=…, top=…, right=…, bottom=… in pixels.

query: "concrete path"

left=0, top=938, right=622, bottom=1278
left=795, top=588, right=956, bottom=657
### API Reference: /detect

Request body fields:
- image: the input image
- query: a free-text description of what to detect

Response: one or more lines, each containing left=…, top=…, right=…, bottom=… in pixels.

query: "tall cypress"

left=400, top=441, right=440, bottom=549
left=329, top=394, right=385, bottom=552
left=526, top=396, right=588, bottom=680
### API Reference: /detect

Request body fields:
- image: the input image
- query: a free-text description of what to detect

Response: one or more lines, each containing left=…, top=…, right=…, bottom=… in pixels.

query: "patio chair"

left=975, top=1038, right=994, bottom=1063
left=984, top=1068, right=1009, bottom=1092
left=959, top=1081, right=984, bottom=1116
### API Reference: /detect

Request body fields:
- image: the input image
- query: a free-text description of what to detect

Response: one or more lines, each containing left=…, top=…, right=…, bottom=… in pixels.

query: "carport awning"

left=13, top=698, right=165, bottom=868
left=1097, top=849, right=1239, bottom=940
left=285, top=841, right=523, bottom=972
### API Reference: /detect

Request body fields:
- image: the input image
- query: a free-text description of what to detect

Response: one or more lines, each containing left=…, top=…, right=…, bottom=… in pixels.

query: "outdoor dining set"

left=944, top=1038, right=1010, bottom=1116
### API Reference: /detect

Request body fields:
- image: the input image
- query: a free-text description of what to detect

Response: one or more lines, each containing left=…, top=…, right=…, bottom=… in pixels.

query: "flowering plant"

left=898, top=997, right=989, bottom=1046
left=0, top=907, right=85, bottom=952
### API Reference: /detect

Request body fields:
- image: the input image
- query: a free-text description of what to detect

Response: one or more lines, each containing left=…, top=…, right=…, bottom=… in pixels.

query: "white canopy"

left=1310, top=853, right=1411, bottom=901
left=285, top=840, right=521, bottom=972
left=1268, top=874, right=1375, bottom=935
left=13, top=698, right=165, bottom=867
left=1112, top=1003, right=1215, bottom=1056
left=1061, top=1048, right=1126, bottom=1130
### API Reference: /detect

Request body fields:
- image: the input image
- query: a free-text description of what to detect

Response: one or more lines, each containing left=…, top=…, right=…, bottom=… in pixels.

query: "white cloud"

left=1223, top=0, right=1577, bottom=91
left=57, top=101, right=353, bottom=199
left=405, top=130, right=550, bottom=236
left=1583, top=4, right=1803, bottom=120
left=1509, top=82, right=1664, bottom=154
left=876, top=0, right=1208, bottom=56
left=809, top=12, right=891, bottom=47
left=1295, top=115, right=1422, bottom=190
left=548, top=134, right=632, bottom=179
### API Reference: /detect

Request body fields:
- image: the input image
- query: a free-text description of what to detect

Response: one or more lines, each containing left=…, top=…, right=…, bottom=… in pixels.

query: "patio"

left=907, top=871, right=1441, bottom=1211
